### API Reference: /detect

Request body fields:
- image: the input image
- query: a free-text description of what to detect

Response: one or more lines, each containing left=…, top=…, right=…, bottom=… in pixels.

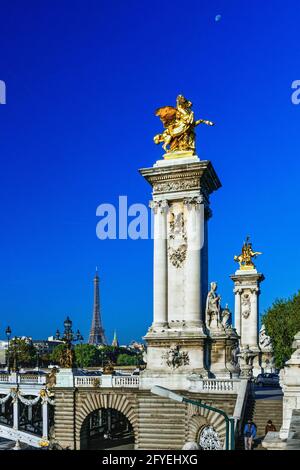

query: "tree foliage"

left=74, top=344, right=99, bottom=367
left=262, top=291, right=300, bottom=368
left=50, top=343, right=68, bottom=365
left=116, top=354, right=138, bottom=366
left=8, top=338, right=37, bottom=367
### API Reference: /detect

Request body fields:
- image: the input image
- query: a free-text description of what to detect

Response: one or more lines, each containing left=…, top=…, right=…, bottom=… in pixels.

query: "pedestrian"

left=265, top=420, right=276, bottom=435
left=243, top=419, right=256, bottom=450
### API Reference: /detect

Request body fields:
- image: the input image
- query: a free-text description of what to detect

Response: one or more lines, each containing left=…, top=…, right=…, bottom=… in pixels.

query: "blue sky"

left=0, top=0, right=299, bottom=344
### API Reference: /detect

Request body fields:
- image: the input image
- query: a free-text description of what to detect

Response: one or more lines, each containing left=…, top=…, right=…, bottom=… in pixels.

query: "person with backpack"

left=243, top=419, right=256, bottom=450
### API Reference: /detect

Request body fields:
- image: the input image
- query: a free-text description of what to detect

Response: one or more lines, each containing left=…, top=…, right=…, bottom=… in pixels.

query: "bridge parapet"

left=0, top=372, right=46, bottom=385
left=74, top=374, right=140, bottom=388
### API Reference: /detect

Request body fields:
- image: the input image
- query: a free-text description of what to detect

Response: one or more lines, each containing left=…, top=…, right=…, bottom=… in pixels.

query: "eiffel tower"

left=88, top=268, right=107, bottom=345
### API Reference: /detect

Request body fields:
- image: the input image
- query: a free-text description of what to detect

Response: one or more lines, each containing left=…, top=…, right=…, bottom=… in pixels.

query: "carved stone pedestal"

left=208, top=332, right=239, bottom=379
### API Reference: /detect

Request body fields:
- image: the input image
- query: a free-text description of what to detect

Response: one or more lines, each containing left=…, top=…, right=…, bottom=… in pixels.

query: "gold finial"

left=234, top=236, right=262, bottom=270
left=153, top=95, right=214, bottom=157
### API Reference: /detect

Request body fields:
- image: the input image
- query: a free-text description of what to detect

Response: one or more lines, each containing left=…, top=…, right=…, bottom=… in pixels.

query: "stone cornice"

left=139, top=160, right=221, bottom=197
left=230, top=272, right=265, bottom=283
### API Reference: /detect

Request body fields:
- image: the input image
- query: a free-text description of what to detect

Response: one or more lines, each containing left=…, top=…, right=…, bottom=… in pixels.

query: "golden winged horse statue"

left=234, top=236, right=262, bottom=270
left=153, top=95, right=214, bottom=154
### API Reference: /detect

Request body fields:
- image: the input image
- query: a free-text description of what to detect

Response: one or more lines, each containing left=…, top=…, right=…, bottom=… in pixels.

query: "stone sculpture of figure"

left=221, top=304, right=231, bottom=329
left=154, top=95, right=214, bottom=154
left=206, top=282, right=221, bottom=329
left=259, top=324, right=273, bottom=352
left=234, top=236, right=262, bottom=270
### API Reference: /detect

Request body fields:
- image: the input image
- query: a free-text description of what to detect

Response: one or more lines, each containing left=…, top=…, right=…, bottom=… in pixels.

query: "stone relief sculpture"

left=168, top=244, right=187, bottom=268
left=168, top=208, right=187, bottom=268
left=259, top=324, right=273, bottom=352
left=163, top=345, right=189, bottom=369
left=241, top=292, right=251, bottom=319
left=154, top=94, right=214, bottom=154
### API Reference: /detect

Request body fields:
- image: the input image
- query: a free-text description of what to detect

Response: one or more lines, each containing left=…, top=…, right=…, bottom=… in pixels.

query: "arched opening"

left=80, top=408, right=134, bottom=450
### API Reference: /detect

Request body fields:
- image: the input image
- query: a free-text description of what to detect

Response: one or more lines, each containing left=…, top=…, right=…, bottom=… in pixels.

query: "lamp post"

left=76, top=329, right=84, bottom=368
left=5, top=326, right=11, bottom=374
left=55, top=317, right=83, bottom=368
left=151, top=385, right=235, bottom=450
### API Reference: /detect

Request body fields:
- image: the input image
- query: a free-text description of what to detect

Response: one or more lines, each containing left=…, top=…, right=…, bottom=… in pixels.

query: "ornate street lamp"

left=5, top=326, right=11, bottom=374
left=55, top=317, right=83, bottom=368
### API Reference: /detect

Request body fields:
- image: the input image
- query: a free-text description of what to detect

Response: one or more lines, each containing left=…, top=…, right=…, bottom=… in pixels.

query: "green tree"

left=75, top=344, right=99, bottom=367
left=116, top=354, right=138, bottom=366
left=262, top=291, right=300, bottom=368
left=8, top=338, right=37, bottom=368
left=50, top=343, right=68, bottom=365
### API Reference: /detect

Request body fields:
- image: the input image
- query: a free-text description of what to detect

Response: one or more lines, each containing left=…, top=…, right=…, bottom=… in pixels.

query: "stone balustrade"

left=0, top=373, right=46, bottom=385
left=74, top=376, right=101, bottom=387
left=74, top=374, right=140, bottom=388
left=189, top=378, right=239, bottom=394
left=112, top=376, right=140, bottom=388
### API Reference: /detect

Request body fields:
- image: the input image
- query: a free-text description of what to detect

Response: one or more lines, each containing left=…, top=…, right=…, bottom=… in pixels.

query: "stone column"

left=249, top=288, right=259, bottom=348
left=139, top=156, right=221, bottom=383
left=150, top=199, right=168, bottom=329
left=13, top=397, right=18, bottom=430
left=234, top=288, right=242, bottom=336
left=42, top=401, right=48, bottom=439
left=230, top=270, right=264, bottom=351
left=184, top=196, right=203, bottom=329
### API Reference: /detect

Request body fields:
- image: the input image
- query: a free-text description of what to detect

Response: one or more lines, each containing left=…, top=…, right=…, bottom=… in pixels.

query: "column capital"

left=183, top=195, right=204, bottom=208
left=234, top=287, right=243, bottom=294
left=149, top=199, right=169, bottom=214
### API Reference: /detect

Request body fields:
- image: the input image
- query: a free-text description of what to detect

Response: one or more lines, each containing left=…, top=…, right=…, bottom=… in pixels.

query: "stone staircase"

left=238, top=396, right=283, bottom=450
left=137, top=394, right=186, bottom=449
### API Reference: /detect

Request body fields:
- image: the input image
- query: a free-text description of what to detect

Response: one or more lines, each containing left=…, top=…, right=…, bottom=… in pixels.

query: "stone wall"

left=53, top=387, right=237, bottom=450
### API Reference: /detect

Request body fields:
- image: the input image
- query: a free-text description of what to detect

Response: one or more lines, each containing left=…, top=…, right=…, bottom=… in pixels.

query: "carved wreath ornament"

left=168, top=244, right=187, bottom=268
left=163, top=345, right=190, bottom=369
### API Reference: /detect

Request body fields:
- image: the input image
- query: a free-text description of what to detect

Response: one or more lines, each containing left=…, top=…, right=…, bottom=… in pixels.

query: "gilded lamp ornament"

left=153, top=95, right=214, bottom=156
left=234, top=236, right=262, bottom=270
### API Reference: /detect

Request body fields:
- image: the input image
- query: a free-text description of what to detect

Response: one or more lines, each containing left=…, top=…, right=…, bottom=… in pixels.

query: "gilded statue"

left=234, top=236, right=262, bottom=270
left=59, top=347, right=75, bottom=368
left=154, top=95, right=214, bottom=154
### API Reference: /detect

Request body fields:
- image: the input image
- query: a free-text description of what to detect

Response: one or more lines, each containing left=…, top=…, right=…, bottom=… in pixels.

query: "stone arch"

left=186, top=402, right=227, bottom=449
left=75, top=392, right=138, bottom=449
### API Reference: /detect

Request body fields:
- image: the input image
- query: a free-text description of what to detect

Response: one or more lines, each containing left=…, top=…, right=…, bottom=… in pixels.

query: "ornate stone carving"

left=168, top=244, right=187, bottom=268
left=241, top=293, right=251, bottom=319
left=237, top=345, right=256, bottom=378
left=162, top=345, right=189, bottom=369
left=149, top=199, right=169, bottom=214
left=169, top=210, right=186, bottom=240
left=198, top=426, right=222, bottom=450
left=153, top=178, right=201, bottom=194
left=183, top=195, right=204, bottom=208
left=259, top=324, right=273, bottom=352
